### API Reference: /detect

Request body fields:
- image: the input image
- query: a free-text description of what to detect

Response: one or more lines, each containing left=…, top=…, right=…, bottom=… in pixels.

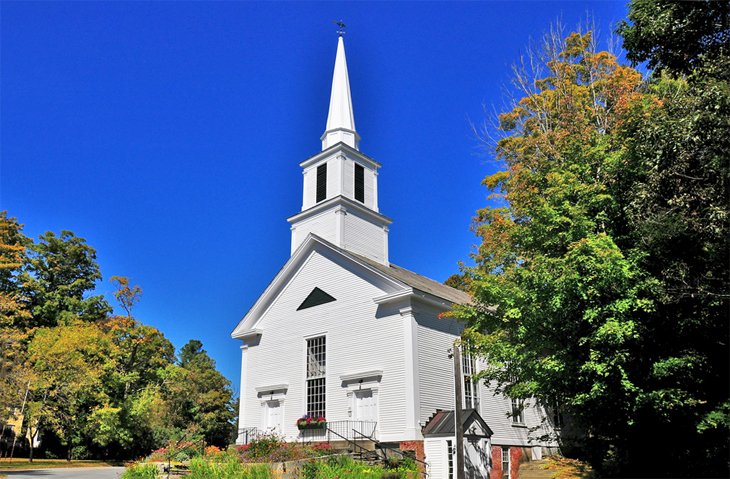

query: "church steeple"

left=288, top=35, right=391, bottom=265
left=321, top=36, right=360, bottom=150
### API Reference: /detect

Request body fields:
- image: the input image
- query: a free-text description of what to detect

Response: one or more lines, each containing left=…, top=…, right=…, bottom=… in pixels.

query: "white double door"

left=353, top=389, right=377, bottom=423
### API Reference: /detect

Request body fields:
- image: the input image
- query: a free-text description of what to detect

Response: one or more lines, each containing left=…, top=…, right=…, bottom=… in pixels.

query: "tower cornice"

left=300, top=142, right=381, bottom=171
left=287, top=194, right=393, bottom=226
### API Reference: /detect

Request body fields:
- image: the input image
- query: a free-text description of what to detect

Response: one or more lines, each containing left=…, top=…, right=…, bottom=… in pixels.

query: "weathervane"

left=334, top=20, right=346, bottom=37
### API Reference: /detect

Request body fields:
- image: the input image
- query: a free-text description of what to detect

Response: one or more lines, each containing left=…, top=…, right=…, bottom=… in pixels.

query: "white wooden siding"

left=342, top=159, right=354, bottom=199
left=291, top=211, right=338, bottom=252
left=240, top=249, right=409, bottom=442
left=343, top=210, right=385, bottom=263
left=415, top=303, right=463, bottom=425
left=424, top=438, right=447, bottom=479
left=479, top=384, right=556, bottom=447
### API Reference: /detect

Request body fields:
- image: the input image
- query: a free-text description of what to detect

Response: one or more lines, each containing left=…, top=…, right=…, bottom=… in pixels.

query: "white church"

left=231, top=35, right=558, bottom=479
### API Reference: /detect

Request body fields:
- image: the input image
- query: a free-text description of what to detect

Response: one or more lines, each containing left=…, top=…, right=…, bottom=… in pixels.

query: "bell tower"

left=288, top=35, right=391, bottom=264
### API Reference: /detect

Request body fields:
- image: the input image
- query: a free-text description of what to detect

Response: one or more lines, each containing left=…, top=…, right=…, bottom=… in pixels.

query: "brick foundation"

left=399, top=440, right=425, bottom=462
left=399, top=440, right=425, bottom=475
left=490, top=446, right=523, bottom=479
left=510, top=446, right=523, bottom=479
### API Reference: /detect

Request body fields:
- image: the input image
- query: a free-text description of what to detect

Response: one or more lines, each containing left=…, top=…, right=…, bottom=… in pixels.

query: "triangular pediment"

left=297, top=287, right=336, bottom=310
left=230, top=234, right=409, bottom=339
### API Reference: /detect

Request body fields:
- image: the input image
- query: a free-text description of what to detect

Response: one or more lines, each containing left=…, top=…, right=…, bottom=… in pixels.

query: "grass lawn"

left=0, top=459, right=118, bottom=471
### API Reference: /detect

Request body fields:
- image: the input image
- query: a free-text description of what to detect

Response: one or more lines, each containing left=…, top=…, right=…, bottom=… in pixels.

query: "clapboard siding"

left=241, top=249, right=407, bottom=441
left=292, top=211, right=337, bottom=251
left=415, top=303, right=463, bottom=425
left=424, top=439, right=447, bottom=479
left=343, top=209, right=385, bottom=262
left=479, top=382, right=556, bottom=447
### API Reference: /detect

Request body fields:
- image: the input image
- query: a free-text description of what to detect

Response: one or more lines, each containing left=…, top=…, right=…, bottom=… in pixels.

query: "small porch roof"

left=422, top=409, right=493, bottom=438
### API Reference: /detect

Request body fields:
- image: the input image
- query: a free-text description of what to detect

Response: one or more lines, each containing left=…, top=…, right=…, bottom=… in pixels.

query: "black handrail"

left=352, top=426, right=376, bottom=441
left=325, top=426, right=372, bottom=458
left=375, top=442, right=428, bottom=477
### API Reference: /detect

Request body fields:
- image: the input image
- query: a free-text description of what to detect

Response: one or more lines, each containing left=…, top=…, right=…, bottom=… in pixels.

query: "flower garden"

left=121, top=436, right=419, bottom=479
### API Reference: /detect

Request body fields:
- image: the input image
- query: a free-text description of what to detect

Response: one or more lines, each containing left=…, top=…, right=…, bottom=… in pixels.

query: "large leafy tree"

left=0, top=212, right=31, bottom=425
left=20, top=231, right=111, bottom=329
left=617, top=0, right=730, bottom=474
left=455, top=30, right=650, bottom=473
left=456, top=18, right=728, bottom=476
left=161, top=340, right=236, bottom=447
left=26, top=320, right=115, bottom=460
left=618, top=0, right=729, bottom=74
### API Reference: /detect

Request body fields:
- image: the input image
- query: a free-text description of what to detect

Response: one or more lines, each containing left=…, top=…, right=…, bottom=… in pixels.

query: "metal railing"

left=236, top=427, right=262, bottom=445
left=325, top=420, right=377, bottom=441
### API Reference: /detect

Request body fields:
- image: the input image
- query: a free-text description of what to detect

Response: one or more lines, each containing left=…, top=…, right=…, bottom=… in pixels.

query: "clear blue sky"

left=2, top=1, right=628, bottom=393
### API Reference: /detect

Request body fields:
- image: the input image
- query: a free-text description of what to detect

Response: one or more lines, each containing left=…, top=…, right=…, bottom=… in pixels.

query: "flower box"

left=296, top=415, right=327, bottom=430
left=297, top=421, right=327, bottom=430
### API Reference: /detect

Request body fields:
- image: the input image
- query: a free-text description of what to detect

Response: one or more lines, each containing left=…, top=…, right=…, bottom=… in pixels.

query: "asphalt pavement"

left=2, top=467, right=125, bottom=478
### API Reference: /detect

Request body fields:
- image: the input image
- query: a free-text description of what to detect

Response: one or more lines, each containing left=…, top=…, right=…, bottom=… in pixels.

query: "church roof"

left=354, top=253, right=472, bottom=306
left=316, top=234, right=471, bottom=305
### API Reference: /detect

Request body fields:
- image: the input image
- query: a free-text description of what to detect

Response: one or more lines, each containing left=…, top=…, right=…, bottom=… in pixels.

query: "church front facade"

left=231, top=35, right=558, bottom=479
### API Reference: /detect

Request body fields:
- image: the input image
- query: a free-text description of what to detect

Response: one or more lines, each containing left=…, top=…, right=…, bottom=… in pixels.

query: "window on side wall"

left=462, top=353, right=480, bottom=409
left=511, top=398, right=524, bottom=425
left=502, top=447, right=510, bottom=479
left=306, top=336, right=326, bottom=418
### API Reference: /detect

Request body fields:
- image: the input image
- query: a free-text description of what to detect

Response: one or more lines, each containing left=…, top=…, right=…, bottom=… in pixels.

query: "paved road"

left=2, top=467, right=125, bottom=478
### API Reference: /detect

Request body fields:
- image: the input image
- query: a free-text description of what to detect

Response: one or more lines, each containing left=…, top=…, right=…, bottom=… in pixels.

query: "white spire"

left=321, top=36, right=360, bottom=150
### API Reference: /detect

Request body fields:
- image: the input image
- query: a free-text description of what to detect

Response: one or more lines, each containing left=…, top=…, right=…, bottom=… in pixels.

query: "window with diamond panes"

left=306, top=336, right=326, bottom=418
left=463, top=353, right=480, bottom=409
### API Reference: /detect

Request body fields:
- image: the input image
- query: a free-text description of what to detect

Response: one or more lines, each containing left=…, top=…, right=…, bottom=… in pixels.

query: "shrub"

left=188, top=456, right=272, bottom=479
left=301, top=460, right=319, bottom=479
left=121, top=462, right=160, bottom=479
left=245, top=436, right=282, bottom=460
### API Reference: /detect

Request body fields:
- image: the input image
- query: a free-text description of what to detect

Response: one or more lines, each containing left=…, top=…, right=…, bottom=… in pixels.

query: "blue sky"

left=2, top=1, right=628, bottom=392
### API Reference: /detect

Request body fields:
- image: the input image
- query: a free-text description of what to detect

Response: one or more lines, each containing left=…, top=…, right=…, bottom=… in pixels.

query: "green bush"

left=121, top=463, right=160, bottom=479
left=188, top=456, right=272, bottom=479
left=302, top=460, right=319, bottom=479
left=245, top=436, right=283, bottom=459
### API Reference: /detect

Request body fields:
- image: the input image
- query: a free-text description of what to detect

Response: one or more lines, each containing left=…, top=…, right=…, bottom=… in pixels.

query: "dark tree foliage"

left=0, top=219, right=237, bottom=461
left=617, top=1, right=730, bottom=475
left=456, top=3, right=729, bottom=474
left=618, top=0, right=730, bottom=74
left=20, top=231, right=111, bottom=328
left=166, top=340, right=236, bottom=447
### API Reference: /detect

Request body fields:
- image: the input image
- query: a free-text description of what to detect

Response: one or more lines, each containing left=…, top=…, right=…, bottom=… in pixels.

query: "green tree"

left=0, top=212, right=31, bottom=424
left=26, top=320, right=115, bottom=460
left=457, top=18, right=729, bottom=475
left=618, top=0, right=729, bottom=74
left=617, top=1, right=730, bottom=474
left=161, top=340, right=236, bottom=447
left=20, top=231, right=111, bottom=329
left=454, top=31, right=651, bottom=474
